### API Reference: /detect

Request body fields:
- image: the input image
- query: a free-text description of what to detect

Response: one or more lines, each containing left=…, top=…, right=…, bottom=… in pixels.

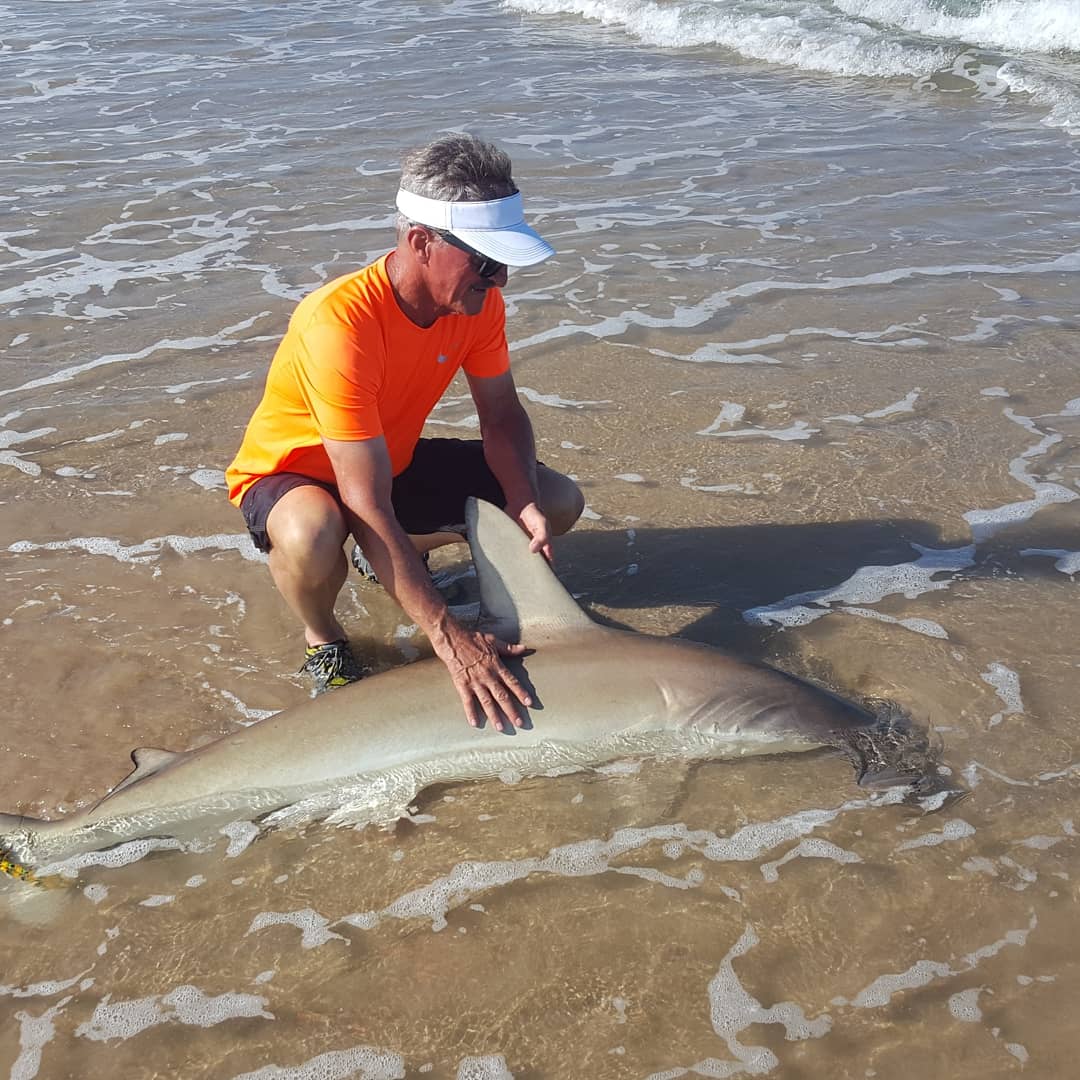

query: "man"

left=226, top=133, right=584, bottom=732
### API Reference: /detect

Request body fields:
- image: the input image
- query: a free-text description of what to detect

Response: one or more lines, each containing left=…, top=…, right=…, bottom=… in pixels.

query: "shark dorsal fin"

left=466, top=498, right=595, bottom=643
left=107, top=747, right=185, bottom=798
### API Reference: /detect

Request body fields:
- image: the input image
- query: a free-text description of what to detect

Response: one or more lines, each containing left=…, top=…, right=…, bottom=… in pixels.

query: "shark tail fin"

left=466, top=498, right=594, bottom=643
left=0, top=814, right=75, bottom=925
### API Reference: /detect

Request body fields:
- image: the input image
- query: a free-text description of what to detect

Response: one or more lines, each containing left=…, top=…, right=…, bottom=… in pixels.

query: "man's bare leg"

left=265, top=485, right=350, bottom=646
left=536, top=464, right=585, bottom=535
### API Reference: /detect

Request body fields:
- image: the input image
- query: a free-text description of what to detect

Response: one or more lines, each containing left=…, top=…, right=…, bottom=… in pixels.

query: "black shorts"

left=239, top=438, right=508, bottom=554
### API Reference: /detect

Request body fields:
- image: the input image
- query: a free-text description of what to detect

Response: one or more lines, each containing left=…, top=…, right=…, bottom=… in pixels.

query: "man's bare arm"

left=322, top=434, right=533, bottom=732
left=468, top=370, right=553, bottom=562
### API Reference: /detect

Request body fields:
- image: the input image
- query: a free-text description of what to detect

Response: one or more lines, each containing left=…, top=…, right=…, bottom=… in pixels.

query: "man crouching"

left=225, top=133, right=584, bottom=729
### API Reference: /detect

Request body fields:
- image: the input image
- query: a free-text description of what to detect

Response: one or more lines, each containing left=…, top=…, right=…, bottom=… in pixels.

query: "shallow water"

left=2, top=1, right=1079, bottom=1077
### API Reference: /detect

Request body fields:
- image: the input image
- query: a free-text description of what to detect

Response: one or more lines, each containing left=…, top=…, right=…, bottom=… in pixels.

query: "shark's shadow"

left=551, top=516, right=945, bottom=649
left=527, top=514, right=1078, bottom=675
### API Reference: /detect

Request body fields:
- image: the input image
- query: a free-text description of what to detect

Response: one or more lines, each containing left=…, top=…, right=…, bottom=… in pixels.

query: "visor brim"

left=450, top=224, right=555, bottom=267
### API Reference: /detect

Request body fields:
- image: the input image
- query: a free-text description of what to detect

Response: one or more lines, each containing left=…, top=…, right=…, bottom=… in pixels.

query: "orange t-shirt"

left=226, top=254, right=510, bottom=506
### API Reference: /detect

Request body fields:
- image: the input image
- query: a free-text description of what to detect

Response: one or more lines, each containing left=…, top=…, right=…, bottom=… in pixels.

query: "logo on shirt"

left=437, top=353, right=449, bottom=364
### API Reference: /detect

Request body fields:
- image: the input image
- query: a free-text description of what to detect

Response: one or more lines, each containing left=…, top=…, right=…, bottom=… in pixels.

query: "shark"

left=0, top=498, right=951, bottom=878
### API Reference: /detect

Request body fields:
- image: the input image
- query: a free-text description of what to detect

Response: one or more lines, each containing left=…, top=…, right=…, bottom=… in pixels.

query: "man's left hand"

left=513, top=502, right=553, bottom=563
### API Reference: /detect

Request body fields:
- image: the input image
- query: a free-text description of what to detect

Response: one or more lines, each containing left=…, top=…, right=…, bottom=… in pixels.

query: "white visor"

left=396, top=189, right=554, bottom=267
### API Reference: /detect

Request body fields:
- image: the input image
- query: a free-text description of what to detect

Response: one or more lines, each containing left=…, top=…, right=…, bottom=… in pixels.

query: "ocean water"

left=2, top=0, right=1079, bottom=1076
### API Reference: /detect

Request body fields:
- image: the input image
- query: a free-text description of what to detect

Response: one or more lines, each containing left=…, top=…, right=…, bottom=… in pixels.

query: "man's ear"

left=405, top=224, right=435, bottom=265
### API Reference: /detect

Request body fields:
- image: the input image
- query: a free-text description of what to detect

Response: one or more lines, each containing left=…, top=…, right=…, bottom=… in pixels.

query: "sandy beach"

left=2, top=1, right=1078, bottom=1075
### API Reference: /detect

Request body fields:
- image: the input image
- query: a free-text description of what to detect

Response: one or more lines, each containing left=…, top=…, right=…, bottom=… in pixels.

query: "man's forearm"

left=480, top=403, right=541, bottom=513
left=342, top=501, right=456, bottom=645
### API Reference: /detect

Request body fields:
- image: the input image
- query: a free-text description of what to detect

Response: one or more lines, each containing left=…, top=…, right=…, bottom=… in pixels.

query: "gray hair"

left=396, top=133, right=518, bottom=237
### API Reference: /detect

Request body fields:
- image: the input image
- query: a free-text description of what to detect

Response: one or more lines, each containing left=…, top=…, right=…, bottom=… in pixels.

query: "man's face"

left=424, top=231, right=508, bottom=318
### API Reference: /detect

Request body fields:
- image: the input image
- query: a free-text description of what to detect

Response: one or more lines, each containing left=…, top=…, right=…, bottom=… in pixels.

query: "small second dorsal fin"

left=466, top=498, right=595, bottom=643
left=106, top=747, right=185, bottom=798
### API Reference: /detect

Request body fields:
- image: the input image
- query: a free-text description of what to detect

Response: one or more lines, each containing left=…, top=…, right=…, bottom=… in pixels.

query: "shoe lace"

left=299, top=641, right=359, bottom=682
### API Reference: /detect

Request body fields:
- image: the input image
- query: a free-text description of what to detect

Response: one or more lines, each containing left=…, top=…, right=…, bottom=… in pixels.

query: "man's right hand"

left=323, top=435, right=536, bottom=732
left=430, top=615, right=533, bottom=733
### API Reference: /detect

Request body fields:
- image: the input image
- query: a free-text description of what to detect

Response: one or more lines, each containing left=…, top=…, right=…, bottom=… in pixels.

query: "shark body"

left=0, top=499, right=944, bottom=873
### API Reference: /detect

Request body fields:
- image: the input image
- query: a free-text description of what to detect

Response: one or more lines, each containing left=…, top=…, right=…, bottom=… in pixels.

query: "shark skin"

left=0, top=499, right=945, bottom=874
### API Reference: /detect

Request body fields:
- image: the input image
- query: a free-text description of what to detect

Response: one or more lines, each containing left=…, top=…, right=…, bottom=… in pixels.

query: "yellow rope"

left=0, top=850, right=38, bottom=886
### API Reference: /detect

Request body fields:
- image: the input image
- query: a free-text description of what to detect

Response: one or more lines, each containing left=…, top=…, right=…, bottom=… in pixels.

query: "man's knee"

left=538, top=467, right=585, bottom=536
left=266, top=486, right=348, bottom=565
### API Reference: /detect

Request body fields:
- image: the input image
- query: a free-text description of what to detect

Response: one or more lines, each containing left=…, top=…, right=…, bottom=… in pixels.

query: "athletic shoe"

left=299, top=639, right=364, bottom=694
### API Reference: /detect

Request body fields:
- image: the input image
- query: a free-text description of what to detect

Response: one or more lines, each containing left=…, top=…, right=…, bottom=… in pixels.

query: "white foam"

left=760, top=839, right=861, bottom=883
left=651, top=343, right=781, bottom=365
left=701, top=924, right=831, bottom=1078
left=0, top=315, right=268, bottom=400
left=0, top=451, right=42, bottom=477
left=980, top=663, right=1024, bottom=726
left=964, top=407, right=1079, bottom=543
left=837, top=606, right=949, bottom=639
left=518, top=386, right=611, bottom=409
left=962, top=760, right=1034, bottom=789
left=0, top=424, right=54, bottom=450
left=153, top=432, right=188, bottom=446
left=999, top=61, right=1080, bottom=133
left=138, top=895, right=175, bottom=908
left=222, top=820, right=260, bottom=858
left=8, top=532, right=265, bottom=565
left=700, top=418, right=818, bottom=442
left=744, top=544, right=975, bottom=629
left=188, top=468, right=226, bottom=490
left=947, top=987, right=987, bottom=1023
left=0, top=424, right=55, bottom=478
left=506, top=0, right=950, bottom=78
left=839, top=0, right=1080, bottom=53
left=0, top=973, right=87, bottom=1000
left=323, top=805, right=877, bottom=938
left=698, top=402, right=746, bottom=432
left=835, top=913, right=1037, bottom=1009
left=426, top=413, right=481, bottom=429
left=246, top=910, right=347, bottom=950
left=511, top=251, right=1080, bottom=355
left=233, top=1047, right=407, bottom=1080
left=212, top=689, right=278, bottom=725
left=896, top=819, right=975, bottom=851
left=865, top=390, right=920, bottom=419
left=11, top=1001, right=66, bottom=1080
left=456, top=1056, right=515, bottom=1080
left=44, top=837, right=186, bottom=879
left=76, top=986, right=271, bottom=1042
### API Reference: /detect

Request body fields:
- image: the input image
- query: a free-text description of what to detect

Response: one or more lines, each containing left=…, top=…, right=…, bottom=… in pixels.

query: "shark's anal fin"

left=466, top=498, right=595, bottom=643
left=106, top=747, right=185, bottom=798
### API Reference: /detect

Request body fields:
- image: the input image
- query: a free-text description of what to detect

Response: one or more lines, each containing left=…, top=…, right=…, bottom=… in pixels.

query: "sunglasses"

left=431, top=229, right=505, bottom=279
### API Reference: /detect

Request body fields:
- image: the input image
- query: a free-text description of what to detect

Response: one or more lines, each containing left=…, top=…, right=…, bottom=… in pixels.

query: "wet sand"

left=2, top=1, right=1079, bottom=1076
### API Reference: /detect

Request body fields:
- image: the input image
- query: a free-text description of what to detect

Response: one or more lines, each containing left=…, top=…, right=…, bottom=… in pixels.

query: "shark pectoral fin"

left=466, top=498, right=596, bottom=642
left=106, top=746, right=186, bottom=798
